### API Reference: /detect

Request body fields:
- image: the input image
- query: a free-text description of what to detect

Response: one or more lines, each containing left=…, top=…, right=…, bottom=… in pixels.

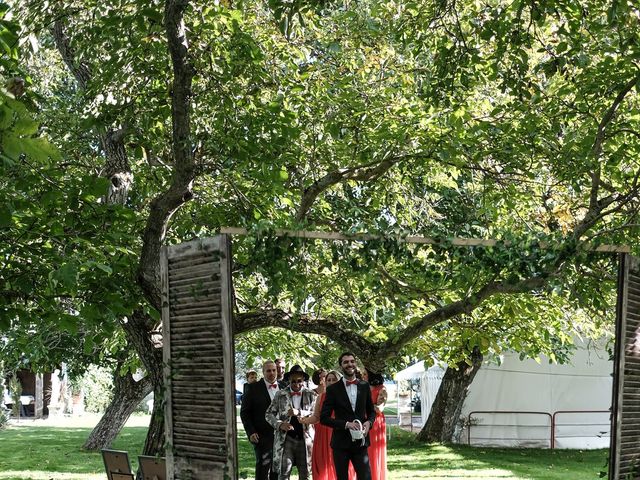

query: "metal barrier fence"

left=468, top=410, right=610, bottom=449
left=468, top=411, right=553, bottom=448
left=551, top=410, right=610, bottom=449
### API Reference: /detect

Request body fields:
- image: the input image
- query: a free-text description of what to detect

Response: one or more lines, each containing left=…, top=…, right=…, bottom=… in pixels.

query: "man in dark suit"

left=320, top=352, right=376, bottom=480
left=241, top=360, right=280, bottom=480
left=275, top=358, right=288, bottom=387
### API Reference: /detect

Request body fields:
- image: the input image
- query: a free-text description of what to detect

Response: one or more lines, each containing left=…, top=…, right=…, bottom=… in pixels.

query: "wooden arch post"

left=161, top=236, right=237, bottom=480
left=159, top=228, right=635, bottom=479
left=610, top=253, right=640, bottom=480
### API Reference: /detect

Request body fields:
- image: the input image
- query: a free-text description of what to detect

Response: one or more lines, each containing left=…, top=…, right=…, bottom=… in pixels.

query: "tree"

left=412, top=290, right=613, bottom=442
left=0, top=6, right=154, bottom=448
left=416, top=347, right=484, bottom=443
left=7, top=0, right=640, bottom=454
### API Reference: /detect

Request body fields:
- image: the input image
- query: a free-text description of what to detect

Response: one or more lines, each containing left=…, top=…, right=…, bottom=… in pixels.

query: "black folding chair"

left=111, top=474, right=135, bottom=480
left=101, top=449, right=132, bottom=480
left=138, top=455, right=166, bottom=480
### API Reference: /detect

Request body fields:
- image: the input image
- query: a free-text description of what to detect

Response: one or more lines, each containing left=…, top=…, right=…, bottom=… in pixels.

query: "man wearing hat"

left=266, top=365, right=317, bottom=480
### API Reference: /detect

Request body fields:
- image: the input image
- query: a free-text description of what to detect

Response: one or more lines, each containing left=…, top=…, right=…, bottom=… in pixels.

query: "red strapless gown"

left=312, top=393, right=356, bottom=480
left=367, top=385, right=387, bottom=480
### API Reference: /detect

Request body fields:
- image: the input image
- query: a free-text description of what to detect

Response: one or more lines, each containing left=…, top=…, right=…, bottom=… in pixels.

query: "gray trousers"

left=279, top=436, right=309, bottom=480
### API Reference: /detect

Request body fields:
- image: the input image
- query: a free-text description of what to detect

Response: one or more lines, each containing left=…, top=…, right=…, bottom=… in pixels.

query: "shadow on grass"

left=387, top=427, right=607, bottom=479
left=0, top=423, right=607, bottom=480
left=0, top=426, right=149, bottom=478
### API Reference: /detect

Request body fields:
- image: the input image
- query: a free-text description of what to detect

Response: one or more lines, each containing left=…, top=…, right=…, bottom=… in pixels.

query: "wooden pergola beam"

left=219, top=227, right=631, bottom=253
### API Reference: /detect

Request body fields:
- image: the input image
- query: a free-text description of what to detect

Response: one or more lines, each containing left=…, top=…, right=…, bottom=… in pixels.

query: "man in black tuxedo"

left=241, top=360, right=280, bottom=480
left=320, top=352, right=376, bottom=480
left=275, top=358, right=288, bottom=387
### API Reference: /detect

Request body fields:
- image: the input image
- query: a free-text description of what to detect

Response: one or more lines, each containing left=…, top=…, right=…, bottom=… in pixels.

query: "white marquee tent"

left=394, top=361, right=445, bottom=428
left=394, top=337, right=613, bottom=449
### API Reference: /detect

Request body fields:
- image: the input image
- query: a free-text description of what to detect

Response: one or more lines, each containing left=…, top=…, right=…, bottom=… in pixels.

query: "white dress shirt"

left=344, top=378, right=358, bottom=411
left=265, top=379, right=279, bottom=400
left=290, top=391, right=302, bottom=410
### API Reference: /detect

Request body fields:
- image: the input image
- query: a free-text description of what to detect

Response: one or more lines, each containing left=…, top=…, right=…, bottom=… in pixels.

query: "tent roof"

left=394, top=361, right=425, bottom=380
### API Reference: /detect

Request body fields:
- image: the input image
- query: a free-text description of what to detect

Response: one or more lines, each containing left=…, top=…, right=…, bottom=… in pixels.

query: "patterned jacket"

left=265, top=387, right=317, bottom=476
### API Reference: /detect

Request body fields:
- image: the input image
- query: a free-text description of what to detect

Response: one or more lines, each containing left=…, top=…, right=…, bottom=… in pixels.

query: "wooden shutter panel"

left=611, top=254, right=640, bottom=480
left=161, top=236, right=237, bottom=479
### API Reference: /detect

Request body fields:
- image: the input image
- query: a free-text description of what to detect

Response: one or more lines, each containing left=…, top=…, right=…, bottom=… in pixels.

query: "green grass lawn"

left=0, top=422, right=607, bottom=479
left=384, top=396, right=399, bottom=416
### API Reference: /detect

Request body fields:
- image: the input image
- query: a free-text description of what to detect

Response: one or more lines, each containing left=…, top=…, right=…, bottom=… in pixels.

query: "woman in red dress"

left=364, top=369, right=387, bottom=480
left=312, top=368, right=327, bottom=395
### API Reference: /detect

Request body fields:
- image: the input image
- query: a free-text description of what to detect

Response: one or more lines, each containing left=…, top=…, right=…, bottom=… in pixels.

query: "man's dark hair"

left=338, top=352, right=356, bottom=365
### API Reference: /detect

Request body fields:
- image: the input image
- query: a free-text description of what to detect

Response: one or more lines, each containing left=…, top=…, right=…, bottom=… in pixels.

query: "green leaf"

left=84, top=261, right=113, bottom=275
left=0, top=203, right=12, bottom=227
left=2, top=134, right=23, bottom=160
left=59, top=314, right=78, bottom=334
left=21, top=137, right=61, bottom=161
left=84, top=177, right=111, bottom=197
left=95, top=263, right=113, bottom=274
left=2, top=135, right=60, bottom=161
left=13, top=115, right=38, bottom=135
left=141, top=7, right=163, bottom=23
left=146, top=306, right=161, bottom=322
left=84, top=335, right=94, bottom=354
left=53, top=262, right=79, bottom=293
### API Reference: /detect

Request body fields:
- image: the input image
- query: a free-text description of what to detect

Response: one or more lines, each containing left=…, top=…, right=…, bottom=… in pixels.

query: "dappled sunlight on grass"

left=388, top=469, right=518, bottom=479
left=387, top=444, right=517, bottom=478
left=389, top=454, right=492, bottom=469
left=389, top=450, right=469, bottom=462
left=0, top=472, right=104, bottom=480
left=0, top=424, right=140, bottom=480
left=0, top=419, right=607, bottom=480
left=386, top=427, right=606, bottom=479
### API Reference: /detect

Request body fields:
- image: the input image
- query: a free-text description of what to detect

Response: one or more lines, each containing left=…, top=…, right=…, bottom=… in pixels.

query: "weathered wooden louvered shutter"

left=611, top=254, right=640, bottom=480
left=161, top=236, right=237, bottom=479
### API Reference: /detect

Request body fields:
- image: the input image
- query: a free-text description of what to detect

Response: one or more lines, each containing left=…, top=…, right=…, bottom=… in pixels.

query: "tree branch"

left=608, top=128, right=640, bottom=141
left=235, top=309, right=374, bottom=362
left=295, top=156, right=403, bottom=222
left=352, top=77, right=640, bottom=362
left=138, top=0, right=196, bottom=308
left=377, top=266, right=444, bottom=308
left=51, top=20, right=91, bottom=88
left=380, top=276, right=547, bottom=358
left=588, top=74, right=639, bottom=212
left=51, top=17, right=133, bottom=206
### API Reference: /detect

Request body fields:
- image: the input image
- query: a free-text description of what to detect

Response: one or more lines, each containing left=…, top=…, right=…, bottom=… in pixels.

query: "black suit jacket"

left=320, top=379, right=376, bottom=449
left=240, top=380, right=276, bottom=439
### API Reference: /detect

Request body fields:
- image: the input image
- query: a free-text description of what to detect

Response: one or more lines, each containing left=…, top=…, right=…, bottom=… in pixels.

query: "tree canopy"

left=2, top=0, right=638, bottom=452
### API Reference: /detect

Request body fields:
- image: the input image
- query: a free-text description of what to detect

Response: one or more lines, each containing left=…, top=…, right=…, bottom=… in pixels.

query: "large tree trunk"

left=82, top=309, right=164, bottom=454
left=143, top=384, right=166, bottom=455
left=416, top=347, right=483, bottom=443
left=122, top=311, right=166, bottom=456
left=83, top=371, right=152, bottom=450
left=130, top=0, right=197, bottom=457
